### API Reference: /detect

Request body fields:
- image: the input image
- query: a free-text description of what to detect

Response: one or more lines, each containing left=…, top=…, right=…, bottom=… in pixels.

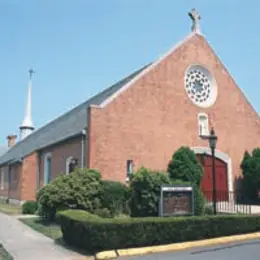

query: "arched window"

left=66, top=156, right=77, bottom=174
left=44, top=153, right=52, bottom=185
left=0, top=168, right=4, bottom=190
left=198, top=113, right=209, bottom=137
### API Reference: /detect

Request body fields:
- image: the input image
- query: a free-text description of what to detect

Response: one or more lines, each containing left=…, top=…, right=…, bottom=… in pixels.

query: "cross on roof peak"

left=188, top=8, right=201, bottom=34
left=28, top=68, right=35, bottom=80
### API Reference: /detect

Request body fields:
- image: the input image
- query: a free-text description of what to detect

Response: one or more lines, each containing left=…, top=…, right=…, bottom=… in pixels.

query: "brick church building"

left=1, top=9, right=260, bottom=203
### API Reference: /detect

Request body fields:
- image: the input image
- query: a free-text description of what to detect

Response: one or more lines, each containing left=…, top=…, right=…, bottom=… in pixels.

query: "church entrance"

left=196, top=154, right=228, bottom=202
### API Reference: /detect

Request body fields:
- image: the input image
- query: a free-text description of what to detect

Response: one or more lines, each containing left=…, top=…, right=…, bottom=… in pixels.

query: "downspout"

left=36, top=151, right=41, bottom=192
left=81, top=129, right=86, bottom=169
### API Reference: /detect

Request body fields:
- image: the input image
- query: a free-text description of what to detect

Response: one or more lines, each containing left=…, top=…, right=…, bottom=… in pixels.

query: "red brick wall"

left=39, top=135, right=87, bottom=188
left=20, top=153, right=38, bottom=201
left=0, top=164, right=22, bottom=200
left=88, top=34, right=260, bottom=187
left=0, top=134, right=87, bottom=201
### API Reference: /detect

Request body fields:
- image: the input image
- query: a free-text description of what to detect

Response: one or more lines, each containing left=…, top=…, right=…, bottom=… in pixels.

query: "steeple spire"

left=19, top=69, right=35, bottom=140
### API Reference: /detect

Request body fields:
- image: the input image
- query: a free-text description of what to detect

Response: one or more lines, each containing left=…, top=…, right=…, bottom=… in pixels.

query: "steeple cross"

left=29, top=68, right=35, bottom=80
left=188, top=8, right=201, bottom=34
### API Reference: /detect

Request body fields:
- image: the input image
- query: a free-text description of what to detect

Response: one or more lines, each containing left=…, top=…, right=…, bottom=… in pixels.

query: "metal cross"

left=28, top=68, right=35, bottom=79
left=188, top=9, right=201, bottom=34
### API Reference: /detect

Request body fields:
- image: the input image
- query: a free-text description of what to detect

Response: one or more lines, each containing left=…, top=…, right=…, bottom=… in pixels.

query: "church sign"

left=159, top=184, right=194, bottom=217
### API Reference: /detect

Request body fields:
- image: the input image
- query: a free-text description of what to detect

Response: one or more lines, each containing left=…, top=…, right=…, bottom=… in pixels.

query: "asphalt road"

left=118, top=239, right=260, bottom=260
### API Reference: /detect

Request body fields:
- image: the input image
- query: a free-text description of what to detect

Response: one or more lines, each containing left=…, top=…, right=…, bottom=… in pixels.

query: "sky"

left=0, top=0, right=259, bottom=145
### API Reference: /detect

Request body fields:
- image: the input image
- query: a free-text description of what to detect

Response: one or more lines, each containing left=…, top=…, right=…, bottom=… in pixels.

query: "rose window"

left=184, top=65, right=217, bottom=108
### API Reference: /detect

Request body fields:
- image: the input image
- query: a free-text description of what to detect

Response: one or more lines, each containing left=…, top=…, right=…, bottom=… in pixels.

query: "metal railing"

left=202, top=190, right=252, bottom=215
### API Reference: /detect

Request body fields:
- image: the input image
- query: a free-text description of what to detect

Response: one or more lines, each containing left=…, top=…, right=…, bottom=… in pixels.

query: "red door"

left=197, top=154, right=228, bottom=202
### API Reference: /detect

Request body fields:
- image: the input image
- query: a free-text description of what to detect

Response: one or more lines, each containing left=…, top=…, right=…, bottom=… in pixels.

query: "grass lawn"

left=0, top=244, right=13, bottom=260
left=0, top=201, right=21, bottom=215
left=20, top=217, right=62, bottom=240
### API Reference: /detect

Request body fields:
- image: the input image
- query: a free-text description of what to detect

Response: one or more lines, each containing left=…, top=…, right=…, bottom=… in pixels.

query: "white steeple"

left=19, top=69, right=35, bottom=140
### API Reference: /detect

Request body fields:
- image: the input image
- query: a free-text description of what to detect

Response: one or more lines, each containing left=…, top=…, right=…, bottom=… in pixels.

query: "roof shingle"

left=0, top=64, right=150, bottom=165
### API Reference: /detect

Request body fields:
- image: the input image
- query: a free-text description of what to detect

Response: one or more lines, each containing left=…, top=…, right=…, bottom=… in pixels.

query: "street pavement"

left=118, top=239, right=260, bottom=260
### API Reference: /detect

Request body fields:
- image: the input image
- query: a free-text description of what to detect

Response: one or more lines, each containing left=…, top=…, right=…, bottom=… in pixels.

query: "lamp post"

left=208, top=128, right=218, bottom=215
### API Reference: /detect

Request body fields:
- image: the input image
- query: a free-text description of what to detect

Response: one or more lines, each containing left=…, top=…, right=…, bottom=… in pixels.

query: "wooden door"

left=197, top=154, right=228, bottom=202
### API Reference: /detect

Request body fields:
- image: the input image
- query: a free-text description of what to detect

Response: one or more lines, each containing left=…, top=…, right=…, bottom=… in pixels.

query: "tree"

left=167, top=146, right=203, bottom=186
left=241, top=149, right=260, bottom=201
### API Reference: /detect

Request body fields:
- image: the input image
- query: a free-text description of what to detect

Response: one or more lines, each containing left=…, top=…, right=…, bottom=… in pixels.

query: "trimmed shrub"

left=168, top=146, right=203, bottom=186
left=99, top=180, right=130, bottom=217
left=129, top=167, right=171, bottom=217
left=22, top=201, right=38, bottom=215
left=37, top=168, right=102, bottom=220
left=58, top=209, right=260, bottom=252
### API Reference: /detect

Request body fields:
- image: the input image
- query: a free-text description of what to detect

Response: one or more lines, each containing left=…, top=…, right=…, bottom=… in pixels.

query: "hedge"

left=58, top=209, right=260, bottom=252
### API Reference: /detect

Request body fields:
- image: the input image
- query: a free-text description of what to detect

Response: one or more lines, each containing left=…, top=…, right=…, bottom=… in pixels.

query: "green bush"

left=22, top=201, right=38, bottom=215
left=58, top=209, right=260, bottom=252
left=37, top=168, right=102, bottom=220
left=168, top=146, right=203, bottom=186
left=129, top=167, right=171, bottom=217
left=99, top=180, right=130, bottom=217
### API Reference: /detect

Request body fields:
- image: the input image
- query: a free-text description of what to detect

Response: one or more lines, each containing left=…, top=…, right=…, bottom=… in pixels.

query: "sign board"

left=159, top=184, right=194, bottom=217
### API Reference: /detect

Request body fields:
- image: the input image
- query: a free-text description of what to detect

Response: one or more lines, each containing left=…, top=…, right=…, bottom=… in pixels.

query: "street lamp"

left=208, top=127, right=218, bottom=215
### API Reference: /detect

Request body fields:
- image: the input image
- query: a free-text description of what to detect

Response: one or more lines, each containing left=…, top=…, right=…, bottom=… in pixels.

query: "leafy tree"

left=240, top=149, right=260, bottom=201
left=167, top=146, right=203, bottom=186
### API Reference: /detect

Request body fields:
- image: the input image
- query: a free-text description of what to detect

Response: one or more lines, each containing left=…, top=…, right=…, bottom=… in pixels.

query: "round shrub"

left=99, top=180, right=130, bottom=217
left=37, top=168, right=102, bottom=220
left=22, top=200, right=38, bottom=214
left=129, top=167, right=171, bottom=217
left=168, top=146, right=203, bottom=186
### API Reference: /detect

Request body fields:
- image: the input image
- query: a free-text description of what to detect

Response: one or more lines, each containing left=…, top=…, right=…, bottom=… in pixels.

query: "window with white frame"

left=66, top=156, right=77, bottom=174
left=198, top=113, right=209, bottom=137
left=44, top=153, right=52, bottom=185
left=126, top=160, right=134, bottom=179
left=0, top=168, right=4, bottom=190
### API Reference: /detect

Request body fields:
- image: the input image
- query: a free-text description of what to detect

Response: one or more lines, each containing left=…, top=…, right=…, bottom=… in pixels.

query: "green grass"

left=0, top=201, right=21, bottom=215
left=20, top=217, right=62, bottom=240
left=0, top=244, right=13, bottom=260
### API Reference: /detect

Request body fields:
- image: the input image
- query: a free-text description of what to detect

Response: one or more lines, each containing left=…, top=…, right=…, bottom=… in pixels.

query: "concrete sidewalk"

left=0, top=212, right=85, bottom=260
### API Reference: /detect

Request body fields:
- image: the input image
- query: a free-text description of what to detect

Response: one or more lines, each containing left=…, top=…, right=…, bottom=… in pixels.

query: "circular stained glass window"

left=184, top=65, right=217, bottom=108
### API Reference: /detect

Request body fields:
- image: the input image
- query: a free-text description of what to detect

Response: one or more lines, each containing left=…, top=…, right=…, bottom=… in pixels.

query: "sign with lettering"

left=159, top=185, right=194, bottom=217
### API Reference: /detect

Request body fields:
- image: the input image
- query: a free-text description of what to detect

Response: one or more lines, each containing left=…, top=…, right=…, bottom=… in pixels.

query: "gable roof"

left=0, top=64, right=151, bottom=165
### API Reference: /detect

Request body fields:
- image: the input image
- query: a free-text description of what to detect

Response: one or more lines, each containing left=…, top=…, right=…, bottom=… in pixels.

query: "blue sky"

left=0, top=0, right=259, bottom=145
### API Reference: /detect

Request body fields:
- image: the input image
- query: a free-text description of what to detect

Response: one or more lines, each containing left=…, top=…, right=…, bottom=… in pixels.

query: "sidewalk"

left=0, top=212, right=86, bottom=260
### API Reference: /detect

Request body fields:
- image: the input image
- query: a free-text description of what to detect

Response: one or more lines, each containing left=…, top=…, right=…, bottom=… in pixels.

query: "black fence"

left=202, top=190, right=252, bottom=215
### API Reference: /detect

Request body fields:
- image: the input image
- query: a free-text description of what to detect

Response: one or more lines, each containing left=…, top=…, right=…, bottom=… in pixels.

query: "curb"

left=95, top=232, right=260, bottom=259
